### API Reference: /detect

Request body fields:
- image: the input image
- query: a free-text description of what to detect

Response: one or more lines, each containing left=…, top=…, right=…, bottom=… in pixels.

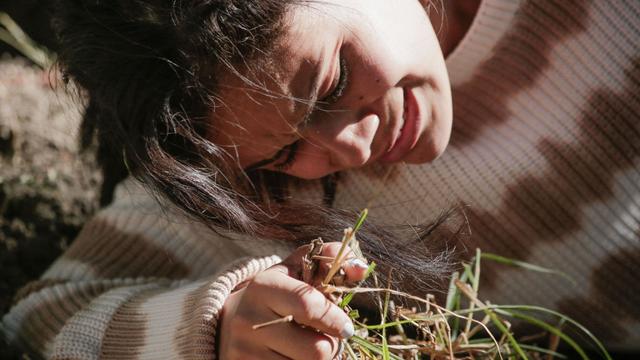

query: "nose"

left=305, top=113, right=380, bottom=169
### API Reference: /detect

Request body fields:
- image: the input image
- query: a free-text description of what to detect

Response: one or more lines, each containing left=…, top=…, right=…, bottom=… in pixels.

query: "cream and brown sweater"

left=316, top=0, right=640, bottom=349
left=3, top=0, right=640, bottom=357
left=2, top=180, right=293, bottom=358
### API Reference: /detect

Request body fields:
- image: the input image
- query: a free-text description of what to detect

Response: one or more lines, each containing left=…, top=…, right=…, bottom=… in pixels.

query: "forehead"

left=269, top=6, right=336, bottom=113
left=215, top=7, right=333, bottom=127
left=206, top=10, right=325, bottom=162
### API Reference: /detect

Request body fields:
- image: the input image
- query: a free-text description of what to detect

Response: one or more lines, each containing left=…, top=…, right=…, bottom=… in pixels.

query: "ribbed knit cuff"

left=44, top=255, right=281, bottom=359
left=180, top=255, right=282, bottom=360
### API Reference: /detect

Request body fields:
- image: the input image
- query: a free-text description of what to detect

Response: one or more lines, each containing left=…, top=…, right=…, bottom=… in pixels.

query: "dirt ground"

left=0, top=56, right=101, bottom=357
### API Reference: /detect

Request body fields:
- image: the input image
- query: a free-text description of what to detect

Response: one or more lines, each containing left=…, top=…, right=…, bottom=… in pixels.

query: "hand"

left=218, top=242, right=369, bottom=360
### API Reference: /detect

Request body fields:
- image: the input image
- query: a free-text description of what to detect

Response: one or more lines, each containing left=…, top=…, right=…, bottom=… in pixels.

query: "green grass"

left=322, top=211, right=612, bottom=359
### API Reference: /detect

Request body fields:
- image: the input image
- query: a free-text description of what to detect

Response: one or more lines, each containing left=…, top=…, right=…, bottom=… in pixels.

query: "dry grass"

left=317, top=210, right=612, bottom=360
left=0, top=13, right=613, bottom=360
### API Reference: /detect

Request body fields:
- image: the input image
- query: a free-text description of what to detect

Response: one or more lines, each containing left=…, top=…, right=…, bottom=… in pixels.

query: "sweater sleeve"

left=1, top=182, right=283, bottom=359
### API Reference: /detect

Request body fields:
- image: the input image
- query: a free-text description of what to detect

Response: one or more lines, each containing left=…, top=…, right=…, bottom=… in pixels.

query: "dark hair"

left=53, top=0, right=464, bottom=291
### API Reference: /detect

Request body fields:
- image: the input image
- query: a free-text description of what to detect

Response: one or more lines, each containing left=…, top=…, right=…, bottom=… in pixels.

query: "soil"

left=0, top=56, right=101, bottom=358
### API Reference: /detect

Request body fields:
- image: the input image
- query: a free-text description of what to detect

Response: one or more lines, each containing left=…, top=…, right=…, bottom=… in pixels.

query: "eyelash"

left=322, top=56, right=349, bottom=105
left=273, top=141, right=300, bottom=171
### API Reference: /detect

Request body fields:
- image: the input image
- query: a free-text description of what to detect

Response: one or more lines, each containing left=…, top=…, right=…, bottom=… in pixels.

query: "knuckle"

left=251, top=269, right=282, bottom=288
left=252, top=270, right=272, bottom=285
left=298, top=291, right=326, bottom=320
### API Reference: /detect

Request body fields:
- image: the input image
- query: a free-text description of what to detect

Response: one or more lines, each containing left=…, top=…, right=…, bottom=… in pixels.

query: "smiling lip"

left=380, top=87, right=422, bottom=163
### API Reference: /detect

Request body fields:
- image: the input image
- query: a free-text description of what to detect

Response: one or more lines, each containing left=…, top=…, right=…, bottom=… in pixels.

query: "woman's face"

left=211, top=0, right=452, bottom=179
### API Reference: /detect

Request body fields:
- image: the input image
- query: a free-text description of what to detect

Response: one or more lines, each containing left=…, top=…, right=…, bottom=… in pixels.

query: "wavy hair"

left=53, top=0, right=463, bottom=292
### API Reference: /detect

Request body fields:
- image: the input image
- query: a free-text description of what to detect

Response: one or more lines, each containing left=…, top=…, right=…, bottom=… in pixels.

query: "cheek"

left=284, top=141, right=337, bottom=180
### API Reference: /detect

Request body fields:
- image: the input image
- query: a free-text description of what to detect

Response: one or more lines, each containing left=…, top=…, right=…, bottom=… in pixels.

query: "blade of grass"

left=463, top=249, right=483, bottom=339
left=490, top=305, right=612, bottom=360
left=344, top=341, right=359, bottom=360
left=446, top=271, right=462, bottom=339
left=350, top=336, right=404, bottom=360
left=481, top=253, right=576, bottom=286
left=455, top=279, right=521, bottom=360
left=323, top=209, right=369, bottom=285
left=433, top=298, right=455, bottom=358
left=502, top=310, right=587, bottom=360
left=445, top=271, right=460, bottom=311
left=340, top=262, right=376, bottom=309
left=381, top=273, right=392, bottom=360
left=390, top=301, right=409, bottom=345
left=472, top=248, right=481, bottom=292
left=517, top=344, right=567, bottom=359
left=352, top=208, right=368, bottom=235
left=486, top=309, right=528, bottom=360
left=462, top=263, right=475, bottom=283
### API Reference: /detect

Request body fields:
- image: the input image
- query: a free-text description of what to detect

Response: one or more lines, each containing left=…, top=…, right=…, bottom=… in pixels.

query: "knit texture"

left=2, top=0, right=639, bottom=357
left=307, top=0, right=639, bottom=350
left=2, top=180, right=286, bottom=359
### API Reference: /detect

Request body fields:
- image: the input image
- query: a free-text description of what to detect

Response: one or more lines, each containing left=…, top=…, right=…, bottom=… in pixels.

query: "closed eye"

left=244, top=140, right=300, bottom=172
left=320, top=55, right=349, bottom=106
left=273, top=140, right=299, bottom=170
left=248, top=53, right=348, bottom=172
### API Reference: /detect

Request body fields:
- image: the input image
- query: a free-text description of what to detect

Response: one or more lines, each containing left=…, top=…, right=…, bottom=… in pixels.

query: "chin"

left=404, top=139, right=447, bottom=164
left=404, top=115, right=452, bottom=164
left=402, top=107, right=453, bottom=164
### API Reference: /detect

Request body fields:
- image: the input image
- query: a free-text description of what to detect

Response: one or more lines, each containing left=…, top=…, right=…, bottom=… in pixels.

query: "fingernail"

left=347, top=258, right=368, bottom=270
left=341, top=321, right=355, bottom=339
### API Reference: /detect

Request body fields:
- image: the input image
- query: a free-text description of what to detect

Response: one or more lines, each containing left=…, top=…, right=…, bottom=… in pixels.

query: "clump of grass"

left=320, top=209, right=612, bottom=360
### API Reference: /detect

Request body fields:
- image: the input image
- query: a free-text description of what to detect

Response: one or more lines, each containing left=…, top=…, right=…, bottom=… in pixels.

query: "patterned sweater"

left=2, top=0, right=639, bottom=357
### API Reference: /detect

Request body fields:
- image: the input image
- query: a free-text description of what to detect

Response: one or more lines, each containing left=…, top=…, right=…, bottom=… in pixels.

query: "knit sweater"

left=2, top=180, right=293, bottom=358
left=2, top=0, right=639, bottom=357
left=308, top=0, right=640, bottom=350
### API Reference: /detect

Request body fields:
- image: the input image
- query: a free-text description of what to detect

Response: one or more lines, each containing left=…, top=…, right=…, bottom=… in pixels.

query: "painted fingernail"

left=347, top=258, right=368, bottom=270
left=341, top=321, right=355, bottom=339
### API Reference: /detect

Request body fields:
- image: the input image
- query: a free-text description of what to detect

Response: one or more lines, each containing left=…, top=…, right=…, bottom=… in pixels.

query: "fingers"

left=281, top=242, right=368, bottom=285
left=342, top=257, right=369, bottom=282
left=259, top=321, right=340, bottom=360
left=253, top=269, right=355, bottom=339
left=316, top=242, right=368, bottom=284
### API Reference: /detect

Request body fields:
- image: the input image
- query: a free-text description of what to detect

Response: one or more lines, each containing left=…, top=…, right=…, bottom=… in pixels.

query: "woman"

left=3, top=0, right=639, bottom=358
